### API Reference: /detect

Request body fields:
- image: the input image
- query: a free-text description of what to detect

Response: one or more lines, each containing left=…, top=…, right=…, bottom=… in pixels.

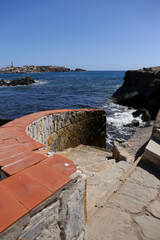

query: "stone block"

left=59, top=175, right=86, bottom=240
left=20, top=201, right=60, bottom=240
left=0, top=214, right=30, bottom=240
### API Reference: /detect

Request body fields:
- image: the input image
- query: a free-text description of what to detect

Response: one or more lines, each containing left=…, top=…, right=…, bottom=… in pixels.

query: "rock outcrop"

left=0, top=77, right=35, bottom=86
left=0, top=65, right=86, bottom=74
left=111, top=66, right=160, bottom=119
left=74, top=68, right=86, bottom=72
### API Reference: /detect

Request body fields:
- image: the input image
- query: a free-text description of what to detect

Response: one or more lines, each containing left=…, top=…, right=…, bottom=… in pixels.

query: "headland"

left=0, top=65, right=86, bottom=74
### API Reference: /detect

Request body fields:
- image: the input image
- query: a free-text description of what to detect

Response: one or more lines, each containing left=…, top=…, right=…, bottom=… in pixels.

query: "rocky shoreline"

left=111, top=66, right=160, bottom=120
left=0, top=65, right=86, bottom=74
left=0, top=76, right=35, bottom=87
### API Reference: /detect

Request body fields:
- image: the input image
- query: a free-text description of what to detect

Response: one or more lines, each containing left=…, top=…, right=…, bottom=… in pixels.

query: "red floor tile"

left=0, top=144, right=22, bottom=154
left=22, top=141, right=44, bottom=151
left=0, top=186, right=28, bottom=233
left=0, top=172, right=52, bottom=210
left=33, top=149, right=48, bottom=156
left=0, top=138, right=18, bottom=149
left=15, top=134, right=32, bottom=143
left=0, top=146, right=26, bottom=161
left=2, top=153, right=47, bottom=175
left=42, top=154, right=77, bottom=177
left=0, top=151, right=34, bottom=167
left=23, top=163, right=71, bottom=193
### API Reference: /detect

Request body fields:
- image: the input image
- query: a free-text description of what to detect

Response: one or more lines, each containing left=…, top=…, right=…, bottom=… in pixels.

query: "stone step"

left=143, top=139, right=160, bottom=169
left=58, top=145, right=132, bottom=215
left=153, top=128, right=160, bottom=142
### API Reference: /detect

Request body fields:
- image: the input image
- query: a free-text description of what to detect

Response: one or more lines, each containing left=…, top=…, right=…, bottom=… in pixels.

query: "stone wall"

left=0, top=108, right=106, bottom=240
left=0, top=172, right=86, bottom=240
left=26, top=109, right=106, bottom=151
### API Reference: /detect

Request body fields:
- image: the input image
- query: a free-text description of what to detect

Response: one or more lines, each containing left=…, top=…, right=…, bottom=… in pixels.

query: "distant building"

left=11, top=61, right=14, bottom=67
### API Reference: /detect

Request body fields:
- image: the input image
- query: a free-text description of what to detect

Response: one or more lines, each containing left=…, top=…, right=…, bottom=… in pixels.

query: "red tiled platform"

left=0, top=186, right=28, bottom=233
left=0, top=109, right=99, bottom=233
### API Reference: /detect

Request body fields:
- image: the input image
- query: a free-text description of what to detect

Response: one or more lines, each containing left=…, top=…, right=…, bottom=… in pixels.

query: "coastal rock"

left=0, top=65, right=86, bottom=73
left=0, top=77, right=35, bottom=86
left=111, top=66, right=160, bottom=119
left=124, top=119, right=140, bottom=127
left=74, top=68, right=86, bottom=72
left=0, top=79, right=8, bottom=86
left=132, top=109, right=151, bottom=122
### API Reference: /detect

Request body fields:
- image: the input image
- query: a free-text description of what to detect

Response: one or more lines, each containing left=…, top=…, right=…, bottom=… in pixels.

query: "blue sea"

left=0, top=71, right=142, bottom=148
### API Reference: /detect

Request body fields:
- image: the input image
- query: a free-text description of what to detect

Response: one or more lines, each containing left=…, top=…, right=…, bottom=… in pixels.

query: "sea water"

left=0, top=71, right=142, bottom=148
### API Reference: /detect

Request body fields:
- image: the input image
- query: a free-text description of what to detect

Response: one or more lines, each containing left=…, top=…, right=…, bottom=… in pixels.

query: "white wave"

left=103, top=100, right=146, bottom=148
left=34, top=80, right=48, bottom=85
left=104, top=100, right=144, bottom=128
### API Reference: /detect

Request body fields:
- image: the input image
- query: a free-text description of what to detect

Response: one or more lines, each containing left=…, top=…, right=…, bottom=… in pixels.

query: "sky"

left=0, top=0, right=160, bottom=70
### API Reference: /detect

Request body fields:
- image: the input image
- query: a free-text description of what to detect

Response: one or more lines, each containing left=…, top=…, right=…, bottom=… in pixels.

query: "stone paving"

left=59, top=145, right=160, bottom=240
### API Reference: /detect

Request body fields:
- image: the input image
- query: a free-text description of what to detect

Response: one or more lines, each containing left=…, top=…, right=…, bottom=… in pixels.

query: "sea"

left=0, top=71, right=144, bottom=149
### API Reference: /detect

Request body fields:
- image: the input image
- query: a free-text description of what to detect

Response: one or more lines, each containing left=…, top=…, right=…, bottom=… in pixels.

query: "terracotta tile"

left=0, top=138, right=18, bottom=149
left=0, top=172, right=52, bottom=210
left=22, top=141, right=44, bottom=151
left=15, top=134, right=31, bottom=143
left=33, top=149, right=48, bottom=156
left=0, top=144, right=22, bottom=154
left=0, top=129, right=24, bottom=141
left=0, top=146, right=25, bottom=161
left=0, top=151, right=33, bottom=167
left=23, top=163, right=71, bottom=193
left=42, top=154, right=77, bottom=177
left=2, top=153, right=46, bottom=175
left=0, top=132, right=14, bottom=141
left=0, top=186, right=28, bottom=233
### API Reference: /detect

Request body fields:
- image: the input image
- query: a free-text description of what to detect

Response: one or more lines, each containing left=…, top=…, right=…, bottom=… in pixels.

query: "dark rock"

left=0, top=77, right=35, bottom=86
left=124, top=119, right=140, bottom=127
left=141, top=111, right=151, bottom=122
left=74, top=68, right=86, bottom=72
left=111, top=67, right=160, bottom=119
left=132, top=109, right=151, bottom=122
left=0, top=79, right=8, bottom=86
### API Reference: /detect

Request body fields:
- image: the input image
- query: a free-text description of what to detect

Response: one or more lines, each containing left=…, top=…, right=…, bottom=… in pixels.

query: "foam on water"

left=34, top=80, right=48, bottom=85
left=103, top=99, right=145, bottom=149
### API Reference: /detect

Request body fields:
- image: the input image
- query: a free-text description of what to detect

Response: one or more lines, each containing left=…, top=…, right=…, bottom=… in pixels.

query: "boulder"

left=0, top=79, right=8, bottom=86
left=0, top=77, right=35, bottom=86
left=124, top=119, right=140, bottom=127
left=132, top=109, right=151, bottom=122
left=111, top=67, right=160, bottom=119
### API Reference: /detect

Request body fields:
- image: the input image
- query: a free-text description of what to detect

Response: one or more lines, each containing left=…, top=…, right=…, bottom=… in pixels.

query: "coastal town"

left=0, top=63, right=86, bottom=74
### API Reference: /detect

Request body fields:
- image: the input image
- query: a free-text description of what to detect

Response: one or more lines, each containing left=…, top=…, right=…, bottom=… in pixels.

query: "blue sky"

left=0, top=0, right=160, bottom=70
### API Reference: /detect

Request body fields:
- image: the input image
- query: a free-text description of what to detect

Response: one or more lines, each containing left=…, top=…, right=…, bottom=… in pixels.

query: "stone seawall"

left=26, top=109, right=106, bottom=151
left=0, top=108, right=106, bottom=240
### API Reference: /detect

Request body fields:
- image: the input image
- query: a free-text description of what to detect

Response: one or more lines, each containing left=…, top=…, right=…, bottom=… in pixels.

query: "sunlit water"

left=0, top=71, right=142, bottom=149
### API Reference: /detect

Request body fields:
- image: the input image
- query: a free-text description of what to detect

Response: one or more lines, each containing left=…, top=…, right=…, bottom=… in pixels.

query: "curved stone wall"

left=26, top=109, right=106, bottom=151
left=0, top=108, right=106, bottom=240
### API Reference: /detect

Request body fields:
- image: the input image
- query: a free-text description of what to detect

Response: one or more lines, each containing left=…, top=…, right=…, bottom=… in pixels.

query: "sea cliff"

left=111, top=66, right=160, bottom=119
